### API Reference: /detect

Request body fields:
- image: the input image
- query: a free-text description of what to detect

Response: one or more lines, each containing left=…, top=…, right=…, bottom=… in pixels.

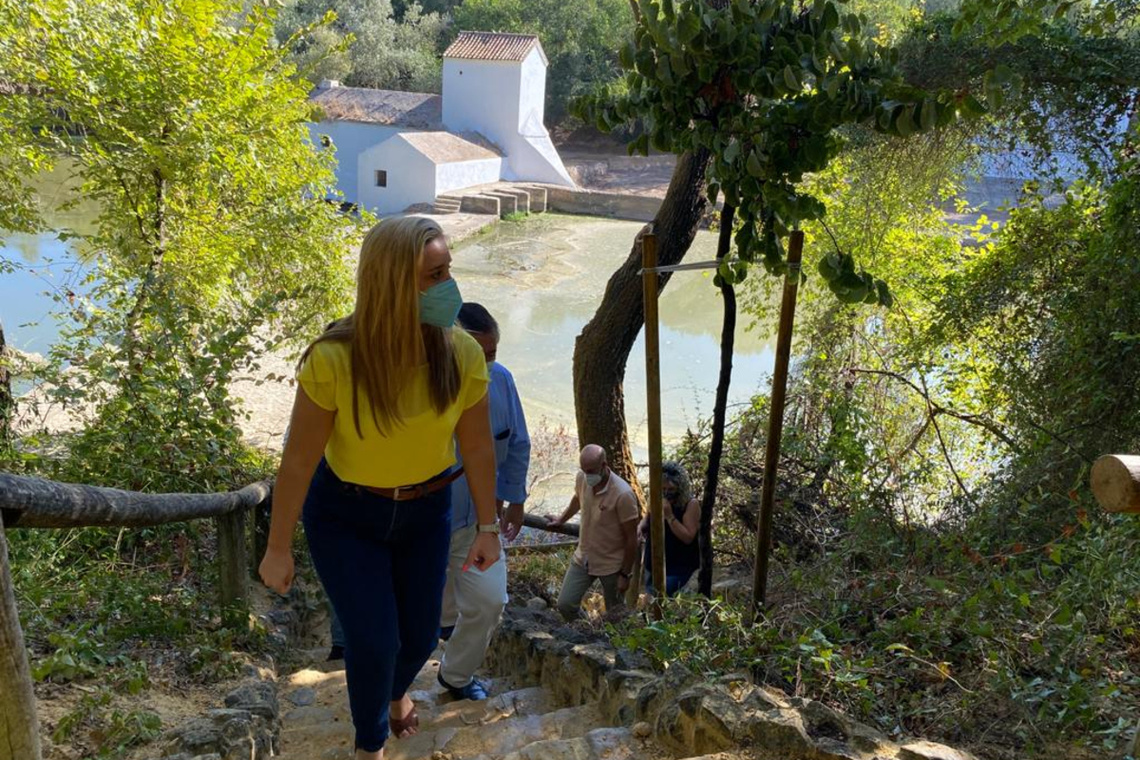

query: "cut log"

left=1090, top=454, right=1140, bottom=514
left=0, top=473, right=271, bottom=528
left=0, top=511, right=42, bottom=760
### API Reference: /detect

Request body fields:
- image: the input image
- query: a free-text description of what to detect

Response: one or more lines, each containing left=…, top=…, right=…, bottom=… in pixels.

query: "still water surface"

left=1, top=195, right=777, bottom=472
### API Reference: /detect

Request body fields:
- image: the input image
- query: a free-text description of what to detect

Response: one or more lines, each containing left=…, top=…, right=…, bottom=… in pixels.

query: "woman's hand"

left=463, top=531, right=502, bottom=572
left=259, top=547, right=295, bottom=594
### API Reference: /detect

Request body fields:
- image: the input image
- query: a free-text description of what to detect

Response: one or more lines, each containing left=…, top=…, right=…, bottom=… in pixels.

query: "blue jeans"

left=303, top=460, right=452, bottom=752
left=644, top=567, right=696, bottom=597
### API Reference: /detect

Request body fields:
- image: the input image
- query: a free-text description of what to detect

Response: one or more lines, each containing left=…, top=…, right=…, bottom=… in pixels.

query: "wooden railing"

left=0, top=473, right=581, bottom=759
left=0, top=472, right=272, bottom=760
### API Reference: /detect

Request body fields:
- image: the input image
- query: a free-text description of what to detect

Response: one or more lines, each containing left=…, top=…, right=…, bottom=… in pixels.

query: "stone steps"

left=269, top=606, right=978, bottom=760
left=432, top=196, right=463, bottom=214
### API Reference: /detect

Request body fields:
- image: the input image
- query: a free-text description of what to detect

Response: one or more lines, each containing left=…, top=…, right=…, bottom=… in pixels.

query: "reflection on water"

left=0, top=164, right=98, bottom=354
left=454, top=214, right=776, bottom=456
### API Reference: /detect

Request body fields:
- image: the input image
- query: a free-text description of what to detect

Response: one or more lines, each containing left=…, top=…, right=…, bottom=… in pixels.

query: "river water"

left=453, top=215, right=775, bottom=453
left=1, top=199, right=777, bottom=506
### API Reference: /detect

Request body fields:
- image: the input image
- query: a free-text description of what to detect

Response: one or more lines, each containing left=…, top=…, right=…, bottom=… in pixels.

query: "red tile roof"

left=443, top=32, right=547, bottom=65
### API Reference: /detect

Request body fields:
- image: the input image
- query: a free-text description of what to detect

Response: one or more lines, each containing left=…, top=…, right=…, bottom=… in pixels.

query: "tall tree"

left=572, top=149, right=712, bottom=487
left=278, top=0, right=446, bottom=92
left=0, top=0, right=359, bottom=490
left=576, top=0, right=991, bottom=595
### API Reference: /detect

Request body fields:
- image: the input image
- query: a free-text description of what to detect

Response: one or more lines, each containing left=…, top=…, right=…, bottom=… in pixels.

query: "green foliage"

left=898, top=16, right=1140, bottom=181
left=277, top=0, right=446, bottom=92
left=930, top=165, right=1140, bottom=530
left=507, top=546, right=573, bottom=600
left=575, top=0, right=994, bottom=302
left=614, top=504, right=1140, bottom=755
left=453, top=0, right=634, bottom=123
left=0, top=0, right=359, bottom=489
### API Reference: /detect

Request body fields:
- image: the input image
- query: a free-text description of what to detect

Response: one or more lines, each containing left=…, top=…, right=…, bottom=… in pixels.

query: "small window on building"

left=375, top=170, right=388, bottom=188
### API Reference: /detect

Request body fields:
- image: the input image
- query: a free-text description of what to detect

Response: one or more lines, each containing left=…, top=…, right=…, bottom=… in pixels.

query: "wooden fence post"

left=750, top=230, right=805, bottom=620
left=642, top=231, right=666, bottom=620
left=250, top=496, right=271, bottom=579
left=216, top=508, right=249, bottom=628
left=0, top=511, right=42, bottom=760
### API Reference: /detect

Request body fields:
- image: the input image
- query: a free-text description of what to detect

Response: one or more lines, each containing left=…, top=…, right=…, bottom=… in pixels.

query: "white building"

left=309, top=31, right=575, bottom=215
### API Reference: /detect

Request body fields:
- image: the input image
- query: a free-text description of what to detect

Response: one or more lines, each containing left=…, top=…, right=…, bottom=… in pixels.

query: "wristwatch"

left=477, top=522, right=501, bottom=535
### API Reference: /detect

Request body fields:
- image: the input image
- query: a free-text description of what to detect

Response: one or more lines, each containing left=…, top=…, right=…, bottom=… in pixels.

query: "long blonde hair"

left=301, top=217, right=460, bottom=437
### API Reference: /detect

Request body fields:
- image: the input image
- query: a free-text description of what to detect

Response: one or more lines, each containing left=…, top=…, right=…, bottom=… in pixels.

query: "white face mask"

left=584, top=470, right=603, bottom=487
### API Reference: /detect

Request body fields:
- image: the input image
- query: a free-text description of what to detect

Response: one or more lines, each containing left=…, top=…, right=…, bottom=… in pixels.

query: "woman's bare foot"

left=355, top=749, right=382, bottom=760
left=389, top=693, right=419, bottom=739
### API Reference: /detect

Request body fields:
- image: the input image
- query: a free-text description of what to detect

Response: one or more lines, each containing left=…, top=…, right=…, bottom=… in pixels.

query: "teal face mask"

left=419, top=278, right=463, bottom=328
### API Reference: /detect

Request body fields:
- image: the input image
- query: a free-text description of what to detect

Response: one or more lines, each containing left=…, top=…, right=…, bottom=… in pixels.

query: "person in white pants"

left=437, top=302, right=530, bottom=701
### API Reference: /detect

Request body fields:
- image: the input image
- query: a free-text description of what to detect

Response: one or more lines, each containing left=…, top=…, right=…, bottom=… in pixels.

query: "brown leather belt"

left=361, top=468, right=464, bottom=501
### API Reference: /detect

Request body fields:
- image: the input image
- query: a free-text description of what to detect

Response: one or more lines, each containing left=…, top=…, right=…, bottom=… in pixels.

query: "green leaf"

left=678, top=12, right=701, bottom=43
left=822, top=2, right=839, bottom=29
left=724, top=139, right=741, bottom=163
left=747, top=149, right=764, bottom=177
left=619, top=41, right=635, bottom=69
left=783, top=65, right=801, bottom=91
left=960, top=94, right=987, bottom=117
left=919, top=98, right=936, bottom=130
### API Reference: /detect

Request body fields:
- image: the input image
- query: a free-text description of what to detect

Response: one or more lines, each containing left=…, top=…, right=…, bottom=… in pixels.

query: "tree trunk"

left=0, top=510, right=42, bottom=760
left=572, top=148, right=711, bottom=491
left=0, top=320, right=11, bottom=451
left=698, top=203, right=737, bottom=597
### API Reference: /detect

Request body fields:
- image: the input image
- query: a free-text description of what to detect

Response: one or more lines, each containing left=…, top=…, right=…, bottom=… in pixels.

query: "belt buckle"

left=391, top=485, right=408, bottom=501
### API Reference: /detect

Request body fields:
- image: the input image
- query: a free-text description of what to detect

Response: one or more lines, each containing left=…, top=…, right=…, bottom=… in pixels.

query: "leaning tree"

left=572, top=0, right=1012, bottom=596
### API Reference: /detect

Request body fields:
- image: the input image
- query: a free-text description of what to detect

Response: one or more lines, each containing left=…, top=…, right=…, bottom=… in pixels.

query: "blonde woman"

left=258, top=217, right=500, bottom=760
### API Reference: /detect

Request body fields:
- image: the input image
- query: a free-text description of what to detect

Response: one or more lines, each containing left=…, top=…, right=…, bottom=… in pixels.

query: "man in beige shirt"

left=547, top=444, right=640, bottom=620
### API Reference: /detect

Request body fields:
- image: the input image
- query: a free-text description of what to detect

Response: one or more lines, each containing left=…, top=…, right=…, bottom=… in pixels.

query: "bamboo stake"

left=643, top=231, right=666, bottom=620
left=751, top=230, right=805, bottom=619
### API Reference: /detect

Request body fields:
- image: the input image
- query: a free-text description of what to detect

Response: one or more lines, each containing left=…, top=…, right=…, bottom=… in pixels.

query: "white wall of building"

left=436, top=158, right=503, bottom=195
left=441, top=50, right=573, bottom=187
left=517, top=49, right=546, bottom=132
left=309, top=122, right=402, bottom=204
left=357, top=136, right=437, bottom=215
left=442, top=59, right=521, bottom=142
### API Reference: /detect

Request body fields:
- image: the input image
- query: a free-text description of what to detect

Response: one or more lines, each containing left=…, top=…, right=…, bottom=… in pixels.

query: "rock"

left=224, top=680, right=278, bottom=720
left=744, top=706, right=813, bottom=757
left=285, top=686, right=317, bottom=707
left=163, top=706, right=276, bottom=760
left=614, top=646, right=651, bottom=671
left=899, top=741, right=980, bottom=760
left=525, top=596, right=548, bottom=610
left=632, top=721, right=653, bottom=739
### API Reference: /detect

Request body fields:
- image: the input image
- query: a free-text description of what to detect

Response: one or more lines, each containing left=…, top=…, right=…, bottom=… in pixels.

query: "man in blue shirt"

left=437, top=302, right=530, bottom=701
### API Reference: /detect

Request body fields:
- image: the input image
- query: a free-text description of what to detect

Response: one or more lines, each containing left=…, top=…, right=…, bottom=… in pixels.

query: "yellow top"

left=297, top=329, right=489, bottom=488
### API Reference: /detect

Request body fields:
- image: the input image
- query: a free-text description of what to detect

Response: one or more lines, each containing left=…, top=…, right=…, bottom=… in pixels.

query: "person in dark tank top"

left=638, top=460, right=702, bottom=596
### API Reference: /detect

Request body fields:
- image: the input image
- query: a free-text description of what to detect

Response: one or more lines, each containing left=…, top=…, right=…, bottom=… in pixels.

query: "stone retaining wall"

left=144, top=589, right=314, bottom=760
left=545, top=187, right=662, bottom=222
left=488, top=607, right=978, bottom=760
